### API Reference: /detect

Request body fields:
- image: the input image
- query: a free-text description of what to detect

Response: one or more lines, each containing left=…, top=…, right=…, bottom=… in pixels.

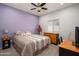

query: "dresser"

left=44, top=32, right=59, bottom=44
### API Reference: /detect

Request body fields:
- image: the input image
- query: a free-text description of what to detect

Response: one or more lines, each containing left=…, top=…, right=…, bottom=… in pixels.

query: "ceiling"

left=4, top=3, right=77, bottom=16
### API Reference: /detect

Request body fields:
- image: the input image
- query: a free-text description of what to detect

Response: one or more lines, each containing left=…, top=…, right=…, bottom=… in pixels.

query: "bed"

left=14, top=31, right=50, bottom=56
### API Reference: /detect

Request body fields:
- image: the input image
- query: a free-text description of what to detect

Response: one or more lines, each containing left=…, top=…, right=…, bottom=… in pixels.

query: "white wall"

left=39, top=4, right=79, bottom=40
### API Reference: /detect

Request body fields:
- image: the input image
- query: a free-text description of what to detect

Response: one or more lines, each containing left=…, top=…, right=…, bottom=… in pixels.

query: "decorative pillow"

left=15, top=31, right=22, bottom=36
left=25, top=31, right=32, bottom=35
left=15, top=31, right=32, bottom=36
left=21, top=32, right=26, bottom=36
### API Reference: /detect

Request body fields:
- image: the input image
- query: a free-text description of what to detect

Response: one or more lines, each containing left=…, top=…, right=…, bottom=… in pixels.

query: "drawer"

left=50, top=35, right=57, bottom=44
left=44, top=32, right=59, bottom=44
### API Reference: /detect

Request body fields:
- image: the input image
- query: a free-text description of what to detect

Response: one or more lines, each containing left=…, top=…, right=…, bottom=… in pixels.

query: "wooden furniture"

left=2, top=34, right=11, bottom=49
left=44, top=32, right=59, bottom=44
left=58, top=40, right=79, bottom=56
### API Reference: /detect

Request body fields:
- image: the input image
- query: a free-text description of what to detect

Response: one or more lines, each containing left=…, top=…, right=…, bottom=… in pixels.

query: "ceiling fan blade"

left=31, top=3, right=38, bottom=7
left=41, top=7, right=47, bottom=10
left=40, top=3, right=46, bottom=6
left=30, top=8, right=36, bottom=10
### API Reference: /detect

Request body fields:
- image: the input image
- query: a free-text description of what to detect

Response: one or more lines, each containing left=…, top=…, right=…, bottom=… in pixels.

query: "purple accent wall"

left=0, top=4, right=39, bottom=33
left=0, top=4, right=39, bottom=48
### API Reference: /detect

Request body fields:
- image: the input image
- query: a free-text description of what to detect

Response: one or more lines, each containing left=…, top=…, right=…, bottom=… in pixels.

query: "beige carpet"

left=37, top=44, right=59, bottom=56
left=0, top=47, right=19, bottom=56
left=0, top=44, right=59, bottom=56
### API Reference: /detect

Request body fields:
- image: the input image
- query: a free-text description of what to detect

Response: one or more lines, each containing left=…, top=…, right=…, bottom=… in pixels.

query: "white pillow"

left=16, top=31, right=22, bottom=35
left=25, top=31, right=32, bottom=35
left=21, top=32, right=26, bottom=36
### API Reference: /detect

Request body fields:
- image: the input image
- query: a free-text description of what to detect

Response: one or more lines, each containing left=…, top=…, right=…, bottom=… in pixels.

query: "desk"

left=58, top=40, right=79, bottom=56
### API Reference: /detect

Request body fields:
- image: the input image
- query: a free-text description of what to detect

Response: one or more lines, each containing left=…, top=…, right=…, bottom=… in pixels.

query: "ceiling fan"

left=30, top=3, right=47, bottom=12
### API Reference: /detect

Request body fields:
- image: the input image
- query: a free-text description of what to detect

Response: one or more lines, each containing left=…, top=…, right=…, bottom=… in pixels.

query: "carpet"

left=0, top=44, right=59, bottom=56
left=37, top=44, right=59, bottom=56
left=0, top=47, right=19, bottom=56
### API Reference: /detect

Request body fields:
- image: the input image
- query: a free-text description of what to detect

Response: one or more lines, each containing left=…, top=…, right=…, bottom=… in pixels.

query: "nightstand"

left=2, top=34, right=11, bottom=49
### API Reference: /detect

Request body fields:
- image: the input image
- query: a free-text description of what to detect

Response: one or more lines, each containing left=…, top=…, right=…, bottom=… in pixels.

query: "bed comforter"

left=14, top=34, right=50, bottom=56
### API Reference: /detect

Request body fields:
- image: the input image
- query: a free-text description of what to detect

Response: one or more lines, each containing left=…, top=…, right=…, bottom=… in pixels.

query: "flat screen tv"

left=75, top=27, right=79, bottom=47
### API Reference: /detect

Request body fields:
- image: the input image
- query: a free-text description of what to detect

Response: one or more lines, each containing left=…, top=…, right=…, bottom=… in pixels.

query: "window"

left=46, top=19, right=59, bottom=33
